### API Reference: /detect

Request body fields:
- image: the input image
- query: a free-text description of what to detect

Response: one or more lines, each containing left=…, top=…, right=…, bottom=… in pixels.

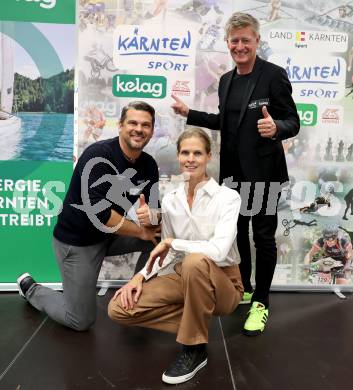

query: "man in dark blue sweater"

left=17, top=101, right=160, bottom=331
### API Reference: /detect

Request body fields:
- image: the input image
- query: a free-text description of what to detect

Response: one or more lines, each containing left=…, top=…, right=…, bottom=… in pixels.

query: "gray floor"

left=1, top=290, right=352, bottom=390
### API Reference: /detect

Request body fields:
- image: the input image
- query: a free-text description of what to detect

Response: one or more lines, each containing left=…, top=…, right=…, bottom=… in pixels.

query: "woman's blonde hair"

left=177, top=127, right=211, bottom=154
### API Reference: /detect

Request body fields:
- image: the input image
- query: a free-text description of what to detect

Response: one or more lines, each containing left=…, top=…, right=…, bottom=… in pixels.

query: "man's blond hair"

left=224, top=12, right=260, bottom=40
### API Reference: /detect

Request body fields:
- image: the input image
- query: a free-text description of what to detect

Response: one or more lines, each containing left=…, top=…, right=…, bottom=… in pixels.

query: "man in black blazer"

left=172, top=12, right=300, bottom=336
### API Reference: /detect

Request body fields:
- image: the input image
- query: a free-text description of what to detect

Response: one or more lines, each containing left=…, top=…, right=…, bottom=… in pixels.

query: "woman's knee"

left=107, top=299, right=126, bottom=322
left=181, top=253, right=209, bottom=274
left=107, top=298, right=139, bottom=324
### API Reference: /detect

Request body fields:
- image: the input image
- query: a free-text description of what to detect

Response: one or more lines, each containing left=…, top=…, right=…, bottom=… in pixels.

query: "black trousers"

left=231, top=176, right=280, bottom=308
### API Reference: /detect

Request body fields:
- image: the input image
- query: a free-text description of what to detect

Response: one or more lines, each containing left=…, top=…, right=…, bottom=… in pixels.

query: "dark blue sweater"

left=54, top=137, right=159, bottom=246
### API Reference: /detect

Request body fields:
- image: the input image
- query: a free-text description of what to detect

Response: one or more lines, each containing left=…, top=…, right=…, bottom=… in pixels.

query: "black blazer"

left=187, top=56, right=300, bottom=183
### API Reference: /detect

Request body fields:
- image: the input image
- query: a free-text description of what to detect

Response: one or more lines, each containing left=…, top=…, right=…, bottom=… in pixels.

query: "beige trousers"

left=108, top=253, right=244, bottom=345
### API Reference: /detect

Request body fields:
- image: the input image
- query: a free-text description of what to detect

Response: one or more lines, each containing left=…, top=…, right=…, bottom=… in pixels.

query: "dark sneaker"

left=17, top=273, right=36, bottom=298
left=162, top=344, right=207, bottom=384
left=243, top=301, right=268, bottom=336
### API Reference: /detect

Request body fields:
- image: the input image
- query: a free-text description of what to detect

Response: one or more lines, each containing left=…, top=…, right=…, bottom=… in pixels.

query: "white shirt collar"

left=175, top=176, right=219, bottom=199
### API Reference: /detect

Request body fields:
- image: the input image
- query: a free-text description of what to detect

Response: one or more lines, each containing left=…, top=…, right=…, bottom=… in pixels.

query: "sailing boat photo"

left=0, top=23, right=21, bottom=160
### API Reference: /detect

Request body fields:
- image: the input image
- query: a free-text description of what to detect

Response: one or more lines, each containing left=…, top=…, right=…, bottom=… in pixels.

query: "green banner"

left=1, top=0, right=75, bottom=24
left=112, top=74, right=167, bottom=99
left=0, top=161, right=73, bottom=282
left=296, top=103, right=318, bottom=127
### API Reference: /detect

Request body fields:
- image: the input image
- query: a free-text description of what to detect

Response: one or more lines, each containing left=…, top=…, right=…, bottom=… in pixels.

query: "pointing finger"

left=171, top=93, right=181, bottom=103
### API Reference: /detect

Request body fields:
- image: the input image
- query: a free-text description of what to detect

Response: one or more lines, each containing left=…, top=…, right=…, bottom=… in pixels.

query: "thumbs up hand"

left=139, top=193, right=146, bottom=207
left=136, top=194, right=152, bottom=226
left=262, top=105, right=270, bottom=118
left=257, top=105, right=277, bottom=139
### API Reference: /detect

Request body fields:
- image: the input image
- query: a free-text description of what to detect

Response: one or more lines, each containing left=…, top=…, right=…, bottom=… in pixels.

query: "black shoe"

left=162, top=344, right=207, bottom=384
left=343, top=216, right=348, bottom=220
left=17, top=273, right=36, bottom=298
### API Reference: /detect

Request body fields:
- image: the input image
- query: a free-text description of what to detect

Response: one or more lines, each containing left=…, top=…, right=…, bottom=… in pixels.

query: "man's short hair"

left=224, top=12, right=260, bottom=40
left=120, top=101, right=155, bottom=127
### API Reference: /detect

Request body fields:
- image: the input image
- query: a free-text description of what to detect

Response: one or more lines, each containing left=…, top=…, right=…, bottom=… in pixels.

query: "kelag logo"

left=16, top=0, right=57, bottom=9
left=296, top=103, right=317, bottom=126
left=1, top=0, right=74, bottom=23
left=112, top=74, right=166, bottom=99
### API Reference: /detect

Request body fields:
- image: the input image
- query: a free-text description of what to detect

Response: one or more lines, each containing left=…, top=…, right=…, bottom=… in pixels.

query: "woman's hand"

left=112, top=273, right=145, bottom=310
left=146, top=238, right=173, bottom=275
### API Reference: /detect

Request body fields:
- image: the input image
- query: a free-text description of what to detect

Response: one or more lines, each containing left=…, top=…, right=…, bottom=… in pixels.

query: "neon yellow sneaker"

left=239, top=291, right=253, bottom=305
left=243, top=301, right=268, bottom=336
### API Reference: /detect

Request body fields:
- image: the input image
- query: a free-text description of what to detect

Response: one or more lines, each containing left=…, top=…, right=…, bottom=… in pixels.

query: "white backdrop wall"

left=75, top=0, right=353, bottom=289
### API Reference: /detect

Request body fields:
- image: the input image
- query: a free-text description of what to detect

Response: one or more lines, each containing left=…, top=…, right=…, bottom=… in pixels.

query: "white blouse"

left=140, top=177, right=241, bottom=280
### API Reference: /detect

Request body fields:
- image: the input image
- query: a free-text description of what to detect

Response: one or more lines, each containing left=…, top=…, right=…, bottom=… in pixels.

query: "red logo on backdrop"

left=296, top=31, right=306, bottom=41
left=172, top=81, right=190, bottom=96
left=322, top=108, right=340, bottom=124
